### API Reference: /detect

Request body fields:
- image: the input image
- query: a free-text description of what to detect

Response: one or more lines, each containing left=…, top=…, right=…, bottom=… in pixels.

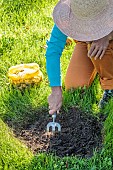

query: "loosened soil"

left=9, top=106, right=106, bottom=158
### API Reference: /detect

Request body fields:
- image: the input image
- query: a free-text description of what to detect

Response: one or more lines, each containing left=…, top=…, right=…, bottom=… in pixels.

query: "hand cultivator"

left=47, top=113, right=61, bottom=132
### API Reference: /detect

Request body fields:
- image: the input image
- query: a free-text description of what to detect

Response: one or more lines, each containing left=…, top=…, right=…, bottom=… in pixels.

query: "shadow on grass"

left=0, top=84, right=48, bottom=128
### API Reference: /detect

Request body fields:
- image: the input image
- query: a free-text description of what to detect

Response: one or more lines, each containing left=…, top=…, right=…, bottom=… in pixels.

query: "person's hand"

left=88, top=34, right=110, bottom=60
left=48, top=86, right=62, bottom=115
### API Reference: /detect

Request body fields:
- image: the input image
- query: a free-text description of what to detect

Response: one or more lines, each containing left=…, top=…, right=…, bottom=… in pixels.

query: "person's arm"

left=88, top=31, right=113, bottom=60
left=45, top=24, right=67, bottom=114
left=45, top=24, right=67, bottom=86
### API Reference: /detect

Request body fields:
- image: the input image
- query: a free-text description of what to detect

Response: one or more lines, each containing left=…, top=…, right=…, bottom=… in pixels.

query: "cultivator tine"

left=47, top=113, right=61, bottom=132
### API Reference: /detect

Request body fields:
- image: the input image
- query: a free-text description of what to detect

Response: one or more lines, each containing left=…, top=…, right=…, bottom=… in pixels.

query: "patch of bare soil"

left=11, top=107, right=106, bottom=158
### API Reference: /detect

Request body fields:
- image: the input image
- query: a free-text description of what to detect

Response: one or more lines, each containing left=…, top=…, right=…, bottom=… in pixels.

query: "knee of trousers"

left=64, top=68, right=97, bottom=90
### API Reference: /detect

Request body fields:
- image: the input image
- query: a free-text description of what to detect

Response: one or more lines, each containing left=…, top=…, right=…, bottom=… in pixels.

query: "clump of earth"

left=10, top=106, right=106, bottom=158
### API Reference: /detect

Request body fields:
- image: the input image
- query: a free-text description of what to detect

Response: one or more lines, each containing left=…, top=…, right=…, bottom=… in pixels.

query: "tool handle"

left=52, top=113, right=56, bottom=122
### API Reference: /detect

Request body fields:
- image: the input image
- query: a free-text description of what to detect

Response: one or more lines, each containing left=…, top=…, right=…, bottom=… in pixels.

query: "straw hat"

left=53, top=0, right=113, bottom=41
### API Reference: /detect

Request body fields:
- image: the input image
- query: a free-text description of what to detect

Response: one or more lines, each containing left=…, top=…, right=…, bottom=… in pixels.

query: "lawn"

left=0, top=0, right=113, bottom=169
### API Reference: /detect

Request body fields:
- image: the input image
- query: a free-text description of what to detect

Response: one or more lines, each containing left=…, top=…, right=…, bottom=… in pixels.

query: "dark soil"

left=10, top=106, right=106, bottom=158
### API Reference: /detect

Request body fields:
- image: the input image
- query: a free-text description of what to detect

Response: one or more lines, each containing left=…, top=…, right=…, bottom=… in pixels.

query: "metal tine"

left=47, top=122, right=61, bottom=132
left=47, top=113, right=61, bottom=132
left=55, top=122, right=61, bottom=131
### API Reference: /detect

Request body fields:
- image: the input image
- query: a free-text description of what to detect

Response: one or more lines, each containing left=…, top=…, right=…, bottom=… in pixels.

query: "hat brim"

left=53, top=0, right=113, bottom=41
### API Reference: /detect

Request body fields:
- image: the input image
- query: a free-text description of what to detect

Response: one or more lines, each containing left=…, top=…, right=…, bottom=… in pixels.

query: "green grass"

left=0, top=0, right=113, bottom=169
left=0, top=119, right=33, bottom=170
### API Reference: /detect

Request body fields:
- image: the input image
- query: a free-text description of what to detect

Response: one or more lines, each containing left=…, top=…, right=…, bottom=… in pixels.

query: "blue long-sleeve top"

left=45, top=24, right=67, bottom=86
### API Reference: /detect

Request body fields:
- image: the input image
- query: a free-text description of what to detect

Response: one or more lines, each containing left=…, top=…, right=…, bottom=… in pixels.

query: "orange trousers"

left=65, top=41, right=113, bottom=90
